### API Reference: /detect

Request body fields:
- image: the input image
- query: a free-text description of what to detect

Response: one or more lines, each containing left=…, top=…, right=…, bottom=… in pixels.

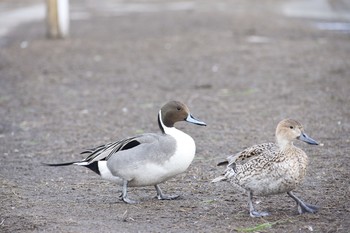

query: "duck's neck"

left=276, top=138, right=294, bottom=151
left=158, top=110, right=173, bottom=134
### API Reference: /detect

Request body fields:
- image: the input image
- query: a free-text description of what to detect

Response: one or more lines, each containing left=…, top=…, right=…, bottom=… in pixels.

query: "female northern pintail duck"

left=45, top=101, right=206, bottom=203
left=213, top=119, right=319, bottom=217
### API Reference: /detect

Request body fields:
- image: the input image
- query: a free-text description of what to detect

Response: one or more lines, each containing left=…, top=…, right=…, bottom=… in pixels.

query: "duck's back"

left=228, top=143, right=276, bottom=165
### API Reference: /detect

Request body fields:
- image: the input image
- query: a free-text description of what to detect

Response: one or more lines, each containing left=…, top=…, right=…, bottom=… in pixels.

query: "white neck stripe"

left=158, top=110, right=173, bottom=134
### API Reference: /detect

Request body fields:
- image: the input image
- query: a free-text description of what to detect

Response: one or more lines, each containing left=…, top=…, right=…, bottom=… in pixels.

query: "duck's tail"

left=217, top=160, right=228, bottom=166
left=212, top=175, right=227, bottom=183
left=42, top=161, right=78, bottom=166
left=42, top=161, right=100, bottom=175
left=212, top=166, right=236, bottom=183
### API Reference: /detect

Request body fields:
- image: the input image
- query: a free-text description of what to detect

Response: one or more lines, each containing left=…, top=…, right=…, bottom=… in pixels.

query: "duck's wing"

left=216, top=143, right=276, bottom=167
left=81, top=134, right=157, bottom=164
left=213, top=143, right=276, bottom=182
left=227, top=142, right=276, bottom=166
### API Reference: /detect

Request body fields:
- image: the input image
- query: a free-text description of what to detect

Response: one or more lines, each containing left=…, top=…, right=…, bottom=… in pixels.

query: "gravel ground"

left=1, top=0, right=349, bottom=232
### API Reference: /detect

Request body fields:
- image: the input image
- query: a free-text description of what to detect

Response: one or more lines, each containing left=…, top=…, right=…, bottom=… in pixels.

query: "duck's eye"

left=177, top=107, right=181, bottom=111
left=290, top=126, right=294, bottom=129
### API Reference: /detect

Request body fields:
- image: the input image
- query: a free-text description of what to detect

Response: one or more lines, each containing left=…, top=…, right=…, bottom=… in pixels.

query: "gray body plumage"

left=106, top=133, right=177, bottom=186
left=44, top=100, right=206, bottom=203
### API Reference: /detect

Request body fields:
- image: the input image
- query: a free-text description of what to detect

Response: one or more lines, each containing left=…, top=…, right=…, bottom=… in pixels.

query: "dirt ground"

left=1, top=0, right=350, bottom=232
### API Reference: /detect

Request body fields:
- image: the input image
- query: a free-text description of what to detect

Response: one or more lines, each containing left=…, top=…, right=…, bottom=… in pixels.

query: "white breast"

left=163, top=127, right=196, bottom=175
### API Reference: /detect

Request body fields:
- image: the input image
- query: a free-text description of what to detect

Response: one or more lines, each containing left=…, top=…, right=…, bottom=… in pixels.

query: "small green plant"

left=236, top=221, right=277, bottom=232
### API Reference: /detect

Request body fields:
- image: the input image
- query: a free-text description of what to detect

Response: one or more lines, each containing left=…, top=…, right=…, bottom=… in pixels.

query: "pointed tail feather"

left=42, top=161, right=79, bottom=166
left=212, top=175, right=227, bottom=183
left=42, top=161, right=100, bottom=175
left=217, top=160, right=228, bottom=166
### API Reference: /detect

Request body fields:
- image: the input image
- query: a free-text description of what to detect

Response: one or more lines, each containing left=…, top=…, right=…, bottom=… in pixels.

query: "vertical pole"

left=46, top=0, right=69, bottom=38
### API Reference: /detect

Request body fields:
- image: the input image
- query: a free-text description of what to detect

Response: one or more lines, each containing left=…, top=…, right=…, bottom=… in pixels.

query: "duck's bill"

left=298, top=132, right=319, bottom=145
left=186, top=114, right=206, bottom=126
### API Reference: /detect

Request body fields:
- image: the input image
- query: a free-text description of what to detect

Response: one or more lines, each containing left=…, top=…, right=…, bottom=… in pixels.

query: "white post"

left=46, top=0, right=69, bottom=38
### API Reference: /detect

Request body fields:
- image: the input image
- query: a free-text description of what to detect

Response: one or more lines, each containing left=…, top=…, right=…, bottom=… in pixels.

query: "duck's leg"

left=248, top=191, right=269, bottom=217
left=154, top=185, right=179, bottom=200
left=121, top=180, right=138, bottom=204
left=287, top=191, right=318, bottom=214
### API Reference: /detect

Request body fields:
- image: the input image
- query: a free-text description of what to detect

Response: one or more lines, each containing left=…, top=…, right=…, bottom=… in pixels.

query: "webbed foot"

left=287, top=191, right=319, bottom=214
left=250, top=210, right=270, bottom=218
left=154, top=185, right=179, bottom=200
left=157, top=194, right=179, bottom=200
left=248, top=191, right=269, bottom=217
left=297, top=202, right=319, bottom=214
left=122, top=196, right=139, bottom=204
left=121, top=180, right=139, bottom=204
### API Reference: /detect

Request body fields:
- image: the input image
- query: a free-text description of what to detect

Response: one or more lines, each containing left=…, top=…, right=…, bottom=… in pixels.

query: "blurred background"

left=1, top=0, right=349, bottom=232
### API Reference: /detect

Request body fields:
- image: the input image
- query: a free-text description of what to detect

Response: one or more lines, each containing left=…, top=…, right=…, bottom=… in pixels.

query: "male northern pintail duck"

left=44, top=101, right=206, bottom=203
left=212, top=119, right=319, bottom=217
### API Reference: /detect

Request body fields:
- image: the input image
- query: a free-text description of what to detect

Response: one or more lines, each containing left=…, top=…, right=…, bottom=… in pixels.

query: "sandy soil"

left=1, top=0, right=349, bottom=232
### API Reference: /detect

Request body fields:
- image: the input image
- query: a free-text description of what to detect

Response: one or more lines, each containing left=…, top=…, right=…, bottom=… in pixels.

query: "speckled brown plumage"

left=213, top=119, right=319, bottom=217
